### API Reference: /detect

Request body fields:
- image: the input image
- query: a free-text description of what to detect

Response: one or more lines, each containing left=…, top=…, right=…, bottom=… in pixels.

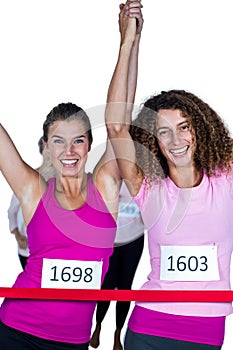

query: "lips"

left=169, top=146, right=189, bottom=156
left=60, top=159, right=78, bottom=167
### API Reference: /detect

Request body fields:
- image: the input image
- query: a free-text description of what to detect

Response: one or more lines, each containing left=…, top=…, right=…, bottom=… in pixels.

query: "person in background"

left=90, top=181, right=145, bottom=350
left=105, top=1, right=233, bottom=349
left=7, top=137, right=55, bottom=270
left=8, top=194, right=29, bottom=270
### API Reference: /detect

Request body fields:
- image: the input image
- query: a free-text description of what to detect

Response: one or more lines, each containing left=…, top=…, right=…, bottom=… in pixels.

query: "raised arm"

left=0, top=124, right=45, bottom=223
left=94, top=1, right=143, bottom=217
left=105, top=0, right=144, bottom=197
left=121, top=1, right=143, bottom=122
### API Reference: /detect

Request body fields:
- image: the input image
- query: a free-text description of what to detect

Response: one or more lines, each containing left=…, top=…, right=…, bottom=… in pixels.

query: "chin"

left=174, top=159, right=192, bottom=168
left=61, top=169, right=79, bottom=177
left=168, top=155, right=192, bottom=168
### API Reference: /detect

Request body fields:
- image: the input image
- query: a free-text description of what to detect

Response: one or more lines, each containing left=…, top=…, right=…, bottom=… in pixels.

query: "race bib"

left=118, top=202, right=140, bottom=218
left=41, top=258, right=103, bottom=289
left=160, top=245, right=220, bottom=281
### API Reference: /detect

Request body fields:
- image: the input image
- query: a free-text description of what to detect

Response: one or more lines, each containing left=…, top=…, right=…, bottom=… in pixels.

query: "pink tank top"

left=0, top=174, right=116, bottom=344
left=133, top=172, right=233, bottom=317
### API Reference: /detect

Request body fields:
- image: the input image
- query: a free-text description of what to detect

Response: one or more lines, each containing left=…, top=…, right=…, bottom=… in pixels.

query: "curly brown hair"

left=130, top=90, right=233, bottom=184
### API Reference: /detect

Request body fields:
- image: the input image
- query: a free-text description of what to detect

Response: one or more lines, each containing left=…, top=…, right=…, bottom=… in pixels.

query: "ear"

left=42, top=140, right=51, bottom=162
left=42, top=138, right=47, bottom=149
left=88, top=140, right=93, bottom=152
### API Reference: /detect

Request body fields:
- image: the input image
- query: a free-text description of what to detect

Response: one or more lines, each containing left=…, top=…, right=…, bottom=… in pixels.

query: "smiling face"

left=156, top=109, right=195, bottom=170
left=46, top=119, right=90, bottom=178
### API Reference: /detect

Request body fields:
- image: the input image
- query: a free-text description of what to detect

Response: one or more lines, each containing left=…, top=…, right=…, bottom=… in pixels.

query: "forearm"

left=0, top=123, right=28, bottom=197
left=8, top=214, right=18, bottom=232
left=12, top=227, right=21, bottom=238
left=106, top=27, right=136, bottom=133
left=106, top=1, right=142, bottom=130
left=125, top=33, right=141, bottom=124
left=12, top=228, right=28, bottom=249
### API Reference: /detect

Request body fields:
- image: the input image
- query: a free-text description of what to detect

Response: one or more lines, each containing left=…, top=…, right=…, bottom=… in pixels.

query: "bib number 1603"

left=160, top=246, right=219, bottom=281
left=167, top=255, right=208, bottom=272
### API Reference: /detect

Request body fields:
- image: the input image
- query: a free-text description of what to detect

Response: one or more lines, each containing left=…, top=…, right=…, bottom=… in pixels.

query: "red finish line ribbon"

left=0, top=288, right=233, bottom=302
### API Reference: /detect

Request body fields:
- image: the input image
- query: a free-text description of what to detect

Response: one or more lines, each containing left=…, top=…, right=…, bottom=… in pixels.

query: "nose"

left=65, top=143, right=75, bottom=155
left=171, top=130, right=182, bottom=145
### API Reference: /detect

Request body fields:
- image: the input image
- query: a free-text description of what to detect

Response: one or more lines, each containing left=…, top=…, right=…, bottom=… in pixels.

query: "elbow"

left=106, top=122, right=126, bottom=139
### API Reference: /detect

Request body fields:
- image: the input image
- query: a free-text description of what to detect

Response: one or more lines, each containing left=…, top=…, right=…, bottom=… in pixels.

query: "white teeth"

left=170, top=146, right=188, bottom=155
left=60, top=160, right=77, bottom=165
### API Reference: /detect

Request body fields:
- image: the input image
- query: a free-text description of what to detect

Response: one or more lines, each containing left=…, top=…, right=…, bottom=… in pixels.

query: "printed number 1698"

left=50, top=266, right=93, bottom=283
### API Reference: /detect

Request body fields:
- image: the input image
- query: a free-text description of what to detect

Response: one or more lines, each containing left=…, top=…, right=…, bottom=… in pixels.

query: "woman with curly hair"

left=105, top=2, right=233, bottom=349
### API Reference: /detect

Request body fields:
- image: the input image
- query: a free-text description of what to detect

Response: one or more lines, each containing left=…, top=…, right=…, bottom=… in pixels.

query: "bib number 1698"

left=50, top=265, right=93, bottom=283
left=41, top=258, right=103, bottom=289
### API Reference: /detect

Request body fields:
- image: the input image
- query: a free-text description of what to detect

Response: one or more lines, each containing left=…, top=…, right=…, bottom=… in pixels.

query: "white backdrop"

left=0, top=1, right=233, bottom=349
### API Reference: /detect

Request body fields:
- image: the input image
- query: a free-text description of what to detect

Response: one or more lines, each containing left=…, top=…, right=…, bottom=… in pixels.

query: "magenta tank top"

left=128, top=305, right=225, bottom=346
left=0, top=174, right=116, bottom=344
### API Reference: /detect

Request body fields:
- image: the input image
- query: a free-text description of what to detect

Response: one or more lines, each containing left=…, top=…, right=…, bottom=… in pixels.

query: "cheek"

left=48, top=146, right=63, bottom=161
left=158, top=139, right=169, bottom=155
left=186, top=133, right=193, bottom=142
left=188, top=133, right=196, bottom=151
left=79, top=144, right=90, bottom=156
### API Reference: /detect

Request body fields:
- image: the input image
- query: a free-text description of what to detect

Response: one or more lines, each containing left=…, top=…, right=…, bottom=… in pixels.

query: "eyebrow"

left=51, top=135, right=87, bottom=139
left=156, top=121, right=188, bottom=131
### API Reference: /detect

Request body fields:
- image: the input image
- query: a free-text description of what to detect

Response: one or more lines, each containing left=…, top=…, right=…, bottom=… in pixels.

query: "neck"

left=55, top=173, right=87, bottom=194
left=169, top=166, right=202, bottom=188
left=54, top=173, right=88, bottom=210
